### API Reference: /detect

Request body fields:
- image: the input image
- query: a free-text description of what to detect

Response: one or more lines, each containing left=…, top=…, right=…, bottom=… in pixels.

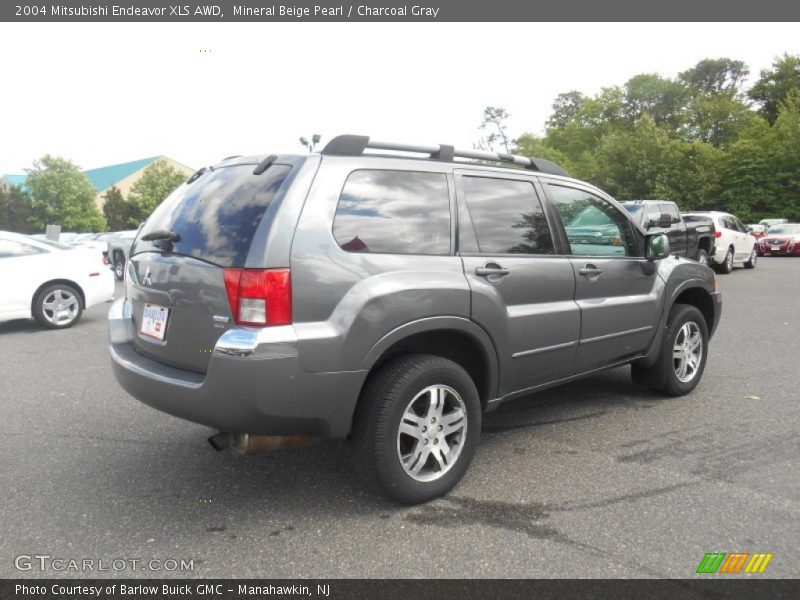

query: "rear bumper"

left=108, top=297, right=367, bottom=439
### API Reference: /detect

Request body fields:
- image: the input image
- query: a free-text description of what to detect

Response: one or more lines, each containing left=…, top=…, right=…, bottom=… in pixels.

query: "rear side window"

left=0, top=240, right=44, bottom=258
left=333, top=170, right=450, bottom=255
left=461, top=176, right=554, bottom=255
left=135, top=164, right=291, bottom=267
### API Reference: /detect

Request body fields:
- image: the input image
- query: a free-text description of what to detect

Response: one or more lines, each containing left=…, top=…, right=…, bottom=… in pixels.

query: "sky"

left=1, top=22, right=799, bottom=175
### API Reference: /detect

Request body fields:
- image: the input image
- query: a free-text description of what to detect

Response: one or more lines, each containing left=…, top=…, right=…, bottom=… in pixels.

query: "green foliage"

left=748, top=54, right=800, bottom=124
left=477, top=106, right=512, bottom=153
left=102, top=186, right=140, bottom=230
left=497, top=53, right=800, bottom=221
left=127, top=160, right=186, bottom=219
left=678, top=58, right=749, bottom=95
left=25, top=155, right=106, bottom=232
left=0, top=186, right=36, bottom=233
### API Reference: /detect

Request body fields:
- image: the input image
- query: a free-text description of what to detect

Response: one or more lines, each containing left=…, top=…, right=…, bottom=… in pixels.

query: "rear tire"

left=32, top=283, right=83, bottom=329
left=352, top=354, right=481, bottom=504
left=744, top=246, right=757, bottom=269
left=715, top=247, right=734, bottom=274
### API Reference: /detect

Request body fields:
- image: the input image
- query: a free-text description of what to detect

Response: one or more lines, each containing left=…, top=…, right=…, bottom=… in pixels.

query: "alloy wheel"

left=397, top=385, right=467, bottom=483
left=673, top=321, right=703, bottom=383
left=42, top=289, right=80, bottom=326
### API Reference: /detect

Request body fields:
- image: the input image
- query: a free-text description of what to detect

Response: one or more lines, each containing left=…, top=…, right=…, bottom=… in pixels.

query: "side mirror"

left=658, top=213, right=672, bottom=228
left=746, top=226, right=753, bottom=233
left=646, top=233, right=670, bottom=261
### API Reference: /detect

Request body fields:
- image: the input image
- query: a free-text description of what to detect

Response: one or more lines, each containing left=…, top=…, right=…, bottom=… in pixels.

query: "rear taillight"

left=714, top=231, right=722, bottom=238
left=223, top=268, right=291, bottom=327
left=103, top=255, right=110, bottom=265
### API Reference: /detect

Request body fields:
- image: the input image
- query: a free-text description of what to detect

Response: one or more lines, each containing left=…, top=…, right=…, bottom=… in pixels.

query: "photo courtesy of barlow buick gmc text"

left=1, top=2, right=800, bottom=598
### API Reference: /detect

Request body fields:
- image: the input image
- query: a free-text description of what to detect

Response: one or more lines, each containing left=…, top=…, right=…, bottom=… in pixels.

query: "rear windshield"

left=134, top=164, right=291, bottom=267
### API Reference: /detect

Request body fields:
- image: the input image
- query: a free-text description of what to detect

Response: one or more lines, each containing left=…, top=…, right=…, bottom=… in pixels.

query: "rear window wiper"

left=141, top=230, right=181, bottom=252
left=141, top=230, right=181, bottom=243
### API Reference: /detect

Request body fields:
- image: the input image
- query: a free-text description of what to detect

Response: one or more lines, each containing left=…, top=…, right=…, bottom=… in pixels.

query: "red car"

left=759, top=223, right=800, bottom=256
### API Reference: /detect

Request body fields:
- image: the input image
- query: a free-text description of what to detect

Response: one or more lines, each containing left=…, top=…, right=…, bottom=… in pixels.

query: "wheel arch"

left=357, top=317, right=500, bottom=409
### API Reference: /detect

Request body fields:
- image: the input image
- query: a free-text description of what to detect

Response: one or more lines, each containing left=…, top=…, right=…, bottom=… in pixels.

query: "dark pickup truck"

left=621, top=200, right=715, bottom=265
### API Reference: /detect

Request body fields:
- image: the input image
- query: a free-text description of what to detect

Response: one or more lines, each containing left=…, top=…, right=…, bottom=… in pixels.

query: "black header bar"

left=3, top=0, right=800, bottom=22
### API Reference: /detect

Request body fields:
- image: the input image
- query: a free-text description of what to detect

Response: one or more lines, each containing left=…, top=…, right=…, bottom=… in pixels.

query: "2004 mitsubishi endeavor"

left=108, top=135, right=722, bottom=504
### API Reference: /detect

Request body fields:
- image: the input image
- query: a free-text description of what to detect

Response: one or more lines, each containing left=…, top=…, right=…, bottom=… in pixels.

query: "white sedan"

left=0, top=231, right=115, bottom=328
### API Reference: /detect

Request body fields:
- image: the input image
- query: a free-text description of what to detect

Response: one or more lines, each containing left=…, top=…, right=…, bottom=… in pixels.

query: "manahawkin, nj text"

left=18, top=4, right=441, bottom=19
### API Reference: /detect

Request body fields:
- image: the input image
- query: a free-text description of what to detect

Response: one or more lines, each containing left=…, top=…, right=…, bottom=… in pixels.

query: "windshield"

left=767, top=224, right=800, bottom=235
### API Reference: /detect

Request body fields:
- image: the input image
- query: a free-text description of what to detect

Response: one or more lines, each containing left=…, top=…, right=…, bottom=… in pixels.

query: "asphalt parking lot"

left=1, top=257, right=798, bottom=579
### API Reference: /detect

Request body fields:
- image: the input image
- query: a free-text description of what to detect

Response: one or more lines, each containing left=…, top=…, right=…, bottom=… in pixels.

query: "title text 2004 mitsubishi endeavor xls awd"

left=109, top=135, right=722, bottom=504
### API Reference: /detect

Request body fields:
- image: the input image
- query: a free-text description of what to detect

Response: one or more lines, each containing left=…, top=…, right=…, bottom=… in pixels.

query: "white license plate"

left=771, top=246, right=781, bottom=251
left=140, top=303, right=169, bottom=341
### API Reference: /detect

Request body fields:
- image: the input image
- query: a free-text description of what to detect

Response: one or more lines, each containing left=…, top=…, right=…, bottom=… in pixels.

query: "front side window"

left=333, top=170, right=450, bottom=255
left=548, top=184, right=637, bottom=257
left=461, top=176, right=554, bottom=255
left=0, top=240, right=44, bottom=258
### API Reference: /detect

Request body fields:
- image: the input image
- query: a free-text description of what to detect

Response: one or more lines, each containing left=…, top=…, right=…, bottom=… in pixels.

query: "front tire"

left=695, top=249, right=708, bottom=266
left=744, top=246, right=758, bottom=269
left=32, top=283, right=83, bottom=329
left=352, top=354, right=481, bottom=504
left=634, top=303, right=709, bottom=397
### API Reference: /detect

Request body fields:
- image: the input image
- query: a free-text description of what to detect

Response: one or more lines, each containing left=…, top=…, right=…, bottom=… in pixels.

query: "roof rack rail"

left=320, top=134, right=569, bottom=177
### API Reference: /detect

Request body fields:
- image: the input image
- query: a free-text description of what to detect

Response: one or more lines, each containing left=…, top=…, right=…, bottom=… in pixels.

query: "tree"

left=547, top=91, right=588, bottom=129
left=25, top=155, right=105, bottom=232
left=682, top=93, right=758, bottom=147
left=749, top=54, right=800, bottom=125
left=102, top=186, right=139, bottom=230
left=592, top=115, right=672, bottom=199
left=127, top=159, right=186, bottom=219
left=477, top=106, right=511, bottom=153
left=679, top=58, right=749, bottom=96
left=623, top=73, right=688, bottom=128
left=0, top=186, right=36, bottom=233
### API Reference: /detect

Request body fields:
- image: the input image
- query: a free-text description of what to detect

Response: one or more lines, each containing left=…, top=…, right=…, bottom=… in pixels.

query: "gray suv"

left=108, top=135, right=722, bottom=504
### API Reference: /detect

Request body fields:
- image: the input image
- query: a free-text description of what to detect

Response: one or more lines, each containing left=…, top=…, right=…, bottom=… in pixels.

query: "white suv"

left=683, top=211, right=757, bottom=274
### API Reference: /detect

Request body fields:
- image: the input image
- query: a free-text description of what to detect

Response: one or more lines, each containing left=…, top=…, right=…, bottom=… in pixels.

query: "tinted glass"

left=0, top=240, right=43, bottom=258
left=660, top=203, right=681, bottom=223
left=333, top=170, right=450, bottom=255
left=548, top=185, right=637, bottom=256
left=461, top=177, right=554, bottom=255
left=135, top=164, right=291, bottom=267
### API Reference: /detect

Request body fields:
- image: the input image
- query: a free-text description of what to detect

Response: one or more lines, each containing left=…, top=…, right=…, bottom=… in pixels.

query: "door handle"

left=579, top=264, right=603, bottom=280
left=475, top=266, right=510, bottom=277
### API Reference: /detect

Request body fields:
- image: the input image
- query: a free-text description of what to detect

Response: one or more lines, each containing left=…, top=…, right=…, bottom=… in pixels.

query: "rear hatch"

left=127, top=161, right=293, bottom=373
